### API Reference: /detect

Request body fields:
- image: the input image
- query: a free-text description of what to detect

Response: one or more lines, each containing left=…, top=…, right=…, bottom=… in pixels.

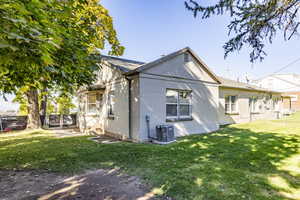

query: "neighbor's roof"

left=253, top=73, right=300, bottom=82
left=218, top=76, right=281, bottom=93
left=101, top=47, right=221, bottom=84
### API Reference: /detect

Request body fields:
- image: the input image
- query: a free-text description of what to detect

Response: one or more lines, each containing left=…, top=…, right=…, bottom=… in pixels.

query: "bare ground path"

left=0, top=169, right=162, bottom=200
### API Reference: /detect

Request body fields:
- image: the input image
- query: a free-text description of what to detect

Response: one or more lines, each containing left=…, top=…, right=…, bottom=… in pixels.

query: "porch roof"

left=78, top=84, right=105, bottom=94
left=101, top=55, right=145, bottom=72
left=87, top=84, right=106, bottom=91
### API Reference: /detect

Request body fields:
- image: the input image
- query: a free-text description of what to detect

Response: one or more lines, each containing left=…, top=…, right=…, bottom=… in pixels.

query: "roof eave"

left=220, top=85, right=281, bottom=93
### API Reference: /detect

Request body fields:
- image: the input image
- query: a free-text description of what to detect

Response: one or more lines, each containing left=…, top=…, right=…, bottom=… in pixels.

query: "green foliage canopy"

left=0, top=0, right=124, bottom=94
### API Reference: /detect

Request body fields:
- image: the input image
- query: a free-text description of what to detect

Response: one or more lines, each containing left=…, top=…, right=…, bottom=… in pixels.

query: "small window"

left=264, top=95, right=272, bottom=110
left=250, top=97, right=260, bottom=113
left=86, top=93, right=101, bottom=114
left=108, top=91, right=115, bottom=117
left=225, top=96, right=238, bottom=113
left=166, top=89, right=192, bottom=120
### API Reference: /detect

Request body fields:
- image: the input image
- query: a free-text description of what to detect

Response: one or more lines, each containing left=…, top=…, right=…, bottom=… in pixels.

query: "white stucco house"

left=78, top=47, right=286, bottom=142
left=252, top=74, right=300, bottom=92
left=252, top=74, right=300, bottom=111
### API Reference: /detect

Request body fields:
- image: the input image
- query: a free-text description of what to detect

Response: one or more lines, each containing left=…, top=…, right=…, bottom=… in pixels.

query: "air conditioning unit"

left=154, top=125, right=175, bottom=144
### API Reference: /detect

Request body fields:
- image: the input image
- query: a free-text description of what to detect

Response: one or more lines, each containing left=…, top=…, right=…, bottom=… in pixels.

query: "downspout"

left=126, top=77, right=132, bottom=139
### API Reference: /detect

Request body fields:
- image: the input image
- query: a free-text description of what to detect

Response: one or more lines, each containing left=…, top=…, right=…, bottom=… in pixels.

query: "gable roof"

left=101, top=47, right=221, bottom=84
left=219, top=76, right=280, bottom=93
left=125, top=47, right=221, bottom=83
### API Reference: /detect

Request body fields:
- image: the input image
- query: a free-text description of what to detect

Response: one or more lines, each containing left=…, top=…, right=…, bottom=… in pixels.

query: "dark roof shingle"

left=101, top=55, right=144, bottom=72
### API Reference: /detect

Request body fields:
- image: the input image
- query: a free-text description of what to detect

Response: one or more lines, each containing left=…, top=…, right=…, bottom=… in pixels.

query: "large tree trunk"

left=40, top=88, right=47, bottom=116
left=39, top=88, right=47, bottom=127
left=26, top=88, right=41, bottom=129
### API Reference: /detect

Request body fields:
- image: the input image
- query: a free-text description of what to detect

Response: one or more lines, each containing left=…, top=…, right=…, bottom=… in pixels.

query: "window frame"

left=264, top=95, right=272, bottom=110
left=107, top=91, right=115, bottom=118
left=166, top=89, right=192, bottom=121
left=225, top=95, right=238, bottom=114
left=249, top=96, right=260, bottom=113
left=86, top=92, right=101, bottom=115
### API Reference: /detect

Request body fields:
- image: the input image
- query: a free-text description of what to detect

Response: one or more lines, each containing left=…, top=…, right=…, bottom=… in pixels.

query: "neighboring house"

left=252, top=74, right=300, bottom=111
left=252, top=73, right=300, bottom=92
left=218, top=77, right=283, bottom=125
left=78, top=47, right=286, bottom=142
left=282, top=91, right=300, bottom=111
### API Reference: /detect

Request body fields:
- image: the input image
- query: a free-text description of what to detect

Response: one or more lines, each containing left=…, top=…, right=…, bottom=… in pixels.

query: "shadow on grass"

left=0, top=126, right=300, bottom=200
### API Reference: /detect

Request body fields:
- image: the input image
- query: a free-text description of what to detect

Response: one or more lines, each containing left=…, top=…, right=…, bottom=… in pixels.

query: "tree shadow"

left=153, top=127, right=300, bottom=199
left=0, top=126, right=300, bottom=200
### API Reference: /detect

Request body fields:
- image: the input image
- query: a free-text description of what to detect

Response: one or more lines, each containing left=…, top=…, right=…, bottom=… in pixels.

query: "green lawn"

left=1, top=113, right=300, bottom=200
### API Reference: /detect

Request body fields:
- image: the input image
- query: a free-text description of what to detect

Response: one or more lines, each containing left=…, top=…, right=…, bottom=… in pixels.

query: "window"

left=86, top=93, right=101, bottom=114
left=108, top=91, right=115, bottom=117
left=166, top=89, right=192, bottom=120
left=264, top=95, right=272, bottom=110
left=225, top=96, right=238, bottom=113
left=249, top=97, right=260, bottom=113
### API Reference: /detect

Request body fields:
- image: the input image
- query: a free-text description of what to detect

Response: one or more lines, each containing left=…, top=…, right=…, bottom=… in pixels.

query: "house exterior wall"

left=283, top=91, right=300, bottom=111
left=78, top=64, right=133, bottom=140
left=136, top=53, right=220, bottom=141
left=137, top=75, right=219, bottom=141
left=218, top=87, right=282, bottom=125
left=130, top=76, right=140, bottom=141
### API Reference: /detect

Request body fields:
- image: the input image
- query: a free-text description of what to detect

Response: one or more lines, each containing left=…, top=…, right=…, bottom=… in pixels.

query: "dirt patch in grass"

left=0, top=169, right=163, bottom=200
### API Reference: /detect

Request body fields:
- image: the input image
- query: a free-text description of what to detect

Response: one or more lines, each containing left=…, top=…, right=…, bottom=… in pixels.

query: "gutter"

left=219, top=85, right=281, bottom=94
left=125, top=77, right=132, bottom=139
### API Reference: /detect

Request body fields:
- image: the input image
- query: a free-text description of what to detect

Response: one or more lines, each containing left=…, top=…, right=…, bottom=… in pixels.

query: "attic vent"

left=184, top=53, right=190, bottom=63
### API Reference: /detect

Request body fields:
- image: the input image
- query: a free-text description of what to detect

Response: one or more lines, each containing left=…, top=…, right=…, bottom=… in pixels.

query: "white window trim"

left=86, top=92, right=101, bottom=115
left=225, top=95, right=238, bottom=114
left=166, top=89, right=192, bottom=120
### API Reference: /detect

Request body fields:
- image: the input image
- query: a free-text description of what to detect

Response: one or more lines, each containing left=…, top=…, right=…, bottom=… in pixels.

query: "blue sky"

left=1, top=0, right=299, bottom=111
left=102, top=0, right=300, bottom=79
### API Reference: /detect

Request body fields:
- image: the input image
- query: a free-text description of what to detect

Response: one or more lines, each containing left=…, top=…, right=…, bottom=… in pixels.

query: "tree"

left=0, top=0, right=124, bottom=128
left=13, top=89, right=56, bottom=116
left=185, top=0, right=300, bottom=62
left=56, top=95, right=76, bottom=115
